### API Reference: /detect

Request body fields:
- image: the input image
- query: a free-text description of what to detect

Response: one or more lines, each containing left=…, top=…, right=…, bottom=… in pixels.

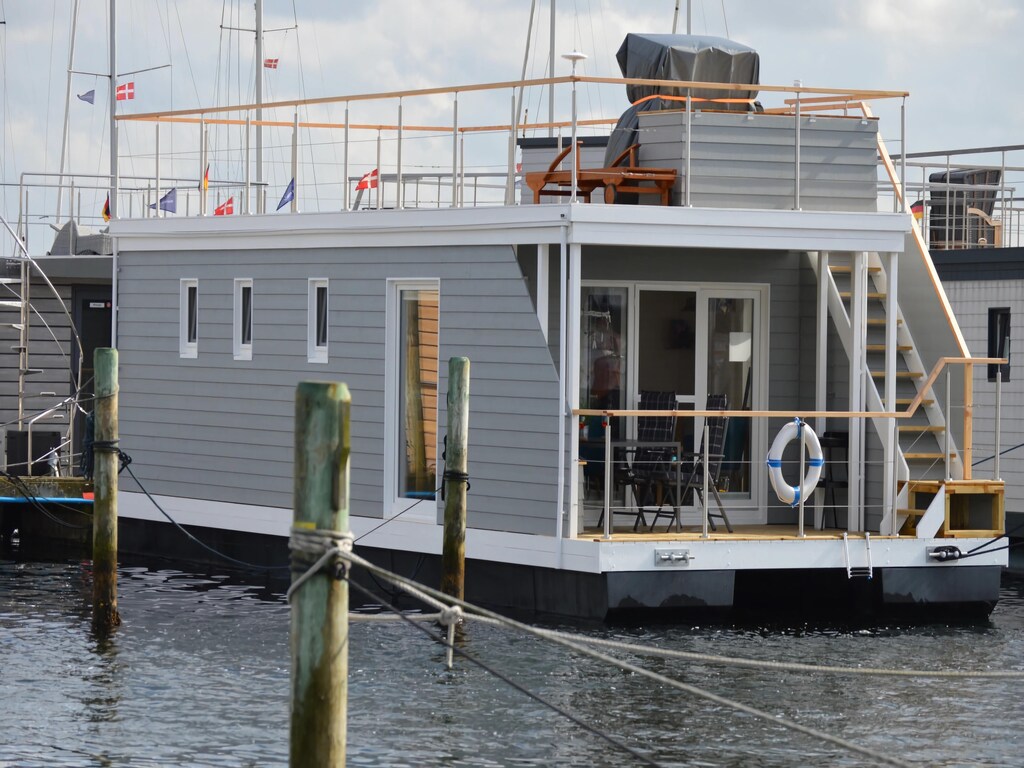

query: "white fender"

left=766, top=419, right=824, bottom=506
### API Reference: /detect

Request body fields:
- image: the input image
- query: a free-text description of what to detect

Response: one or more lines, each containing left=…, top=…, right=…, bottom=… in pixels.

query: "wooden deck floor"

left=578, top=524, right=888, bottom=542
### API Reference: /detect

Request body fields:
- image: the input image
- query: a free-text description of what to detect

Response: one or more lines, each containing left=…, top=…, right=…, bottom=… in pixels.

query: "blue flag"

left=276, top=178, right=295, bottom=211
left=148, top=187, right=177, bottom=213
left=77, top=90, right=95, bottom=104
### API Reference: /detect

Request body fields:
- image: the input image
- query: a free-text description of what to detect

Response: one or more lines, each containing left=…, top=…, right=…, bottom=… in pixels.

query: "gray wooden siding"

left=116, top=244, right=560, bottom=536
left=638, top=111, right=879, bottom=212
left=943, top=280, right=1024, bottom=521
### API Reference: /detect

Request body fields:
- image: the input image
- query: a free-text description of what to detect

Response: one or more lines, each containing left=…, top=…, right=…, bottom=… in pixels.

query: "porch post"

left=847, top=251, right=866, bottom=532
left=567, top=242, right=583, bottom=535
left=556, top=228, right=568, bottom=540
left=536, top=245, right=549, bottom=343
left=884, top=251, right=898, bottom=534
left=814, top=251, right=827, bottom=530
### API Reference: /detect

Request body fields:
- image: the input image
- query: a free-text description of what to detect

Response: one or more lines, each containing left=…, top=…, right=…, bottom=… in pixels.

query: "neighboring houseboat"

left=914, top=145, right=1024, bottom=569
left=7, top=35, right=1011, bottom=619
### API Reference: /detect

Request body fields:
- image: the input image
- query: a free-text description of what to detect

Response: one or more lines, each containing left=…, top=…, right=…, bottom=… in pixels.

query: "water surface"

left=2, top=559, right=1022, bottom=767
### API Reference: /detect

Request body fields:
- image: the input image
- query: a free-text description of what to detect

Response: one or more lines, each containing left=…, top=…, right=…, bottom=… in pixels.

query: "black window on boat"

left=988, top=307, right=1011, bottom=382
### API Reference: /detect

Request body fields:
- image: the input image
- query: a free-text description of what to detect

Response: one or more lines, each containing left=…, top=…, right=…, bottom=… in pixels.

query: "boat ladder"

left=842, top=531, right=873, bottom=579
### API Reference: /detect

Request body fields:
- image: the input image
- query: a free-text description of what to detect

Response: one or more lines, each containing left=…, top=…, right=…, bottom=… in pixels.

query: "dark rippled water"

left=2, top=559, right=1023, bottom=767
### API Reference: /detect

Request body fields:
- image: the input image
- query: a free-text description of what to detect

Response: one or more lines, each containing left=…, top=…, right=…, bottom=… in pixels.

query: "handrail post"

left=944, top=369, right=952, bottom=481
left=244, top=113, right=252, bottom=215
left=154, top=123, right=161, bottom=218
left=602, top=416, right=612, bottom=540
left=290, top=112, right=299, bottom=213
left=793, top=82, right=802, bottom=210
left=684, top=87, right=692, bottom=206
left=375, top=131, right=382, bottom=210
left=342, top=103, right=349, bottom=211
left=899, top=98, right=907, bottom=212
left=963, top=362, right=974, bottom=479
left=701, top=423, right=710, bottom=539
left=798, top=419, right=806, bottom=538
left=995, top=369, right=1003, bottom=480
left=451, top=94, right=459, bottom=208
left=396, top=98, right=404, bottom=210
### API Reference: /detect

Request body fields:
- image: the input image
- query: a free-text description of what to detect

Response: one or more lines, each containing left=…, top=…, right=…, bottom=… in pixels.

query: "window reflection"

left=399, top=289, right=439, bottom=499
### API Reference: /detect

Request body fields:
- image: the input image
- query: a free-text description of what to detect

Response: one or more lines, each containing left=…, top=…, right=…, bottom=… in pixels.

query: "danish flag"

left=263, top=58, right=279, bottom=69
left=214, top=197, right=234, bottom=216
left=115, top=82, right=135, bottom=101
left=355, top=168, right=379, bottom=190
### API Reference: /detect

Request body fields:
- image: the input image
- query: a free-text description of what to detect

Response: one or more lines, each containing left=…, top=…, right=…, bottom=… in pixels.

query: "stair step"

left=897, top=508, right=926, bottom=518
left=867, top=318, right=903, bottom=326
left=904, top=452, right=955, bottom=461
left=894, top=398, right=934, bottom=407
left=899, top=425, right=945, bottom=433
left=871, top=370, right=924, bottom=379
left=866, top=344, right=913, bottom=352
left=840, top=291, right=887, bottom=300
left=829, top=265, right=882, bottom=274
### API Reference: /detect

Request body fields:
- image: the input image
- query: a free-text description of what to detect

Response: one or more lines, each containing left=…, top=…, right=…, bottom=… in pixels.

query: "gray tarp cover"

left=604, top=33, right=760, bottom=169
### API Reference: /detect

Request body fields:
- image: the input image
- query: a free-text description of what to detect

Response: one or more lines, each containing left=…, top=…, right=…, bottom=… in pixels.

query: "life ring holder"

left=766, top=418, right=824, bottom=506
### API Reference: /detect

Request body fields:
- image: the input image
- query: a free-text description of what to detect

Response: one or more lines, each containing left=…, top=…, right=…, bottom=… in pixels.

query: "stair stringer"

left=865, top=252, right=964, bottom=483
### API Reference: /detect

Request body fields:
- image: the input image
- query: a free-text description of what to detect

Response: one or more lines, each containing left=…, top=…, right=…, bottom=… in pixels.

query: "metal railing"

left=573, top=357, right=1005, bottom=540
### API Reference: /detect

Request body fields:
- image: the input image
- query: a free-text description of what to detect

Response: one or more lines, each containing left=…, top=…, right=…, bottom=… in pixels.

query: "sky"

left=1, top=0, right=1021, bottom=247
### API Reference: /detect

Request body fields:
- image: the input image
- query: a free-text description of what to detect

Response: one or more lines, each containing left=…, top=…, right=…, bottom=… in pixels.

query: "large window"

left=233, top=278, right=253, bottom=360
left=988, top=307, right=1011, bottom=382
left=179, top=279, right=198, bottom=358
left=387, top=281, right=440, bottom=507
left=307, top=279, right=329, bottom=363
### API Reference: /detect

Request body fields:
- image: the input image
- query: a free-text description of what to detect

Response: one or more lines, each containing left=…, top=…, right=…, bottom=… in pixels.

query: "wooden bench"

left=524, top=143, right=678, bottom=206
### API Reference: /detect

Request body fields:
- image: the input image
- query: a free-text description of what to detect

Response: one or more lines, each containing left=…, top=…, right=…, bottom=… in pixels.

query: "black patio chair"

left=650, top=393, right=732, bottom=532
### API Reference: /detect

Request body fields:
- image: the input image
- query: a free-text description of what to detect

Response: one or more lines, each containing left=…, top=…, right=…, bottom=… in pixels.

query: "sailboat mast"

left=56, top=0, right=81, bottom=223
left=109, top=0, right=117, bottom=217
left=255, top=0, right=263, bottom=209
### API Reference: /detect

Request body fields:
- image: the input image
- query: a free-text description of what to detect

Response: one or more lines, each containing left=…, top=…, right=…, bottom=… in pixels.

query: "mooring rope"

left=345, top=577, right=664, bottom=768
left=338, top=550, right=920, bottom=768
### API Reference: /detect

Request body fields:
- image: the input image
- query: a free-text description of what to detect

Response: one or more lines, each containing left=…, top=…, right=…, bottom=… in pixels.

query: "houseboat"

left=2, top=34, right=1010, bottom=619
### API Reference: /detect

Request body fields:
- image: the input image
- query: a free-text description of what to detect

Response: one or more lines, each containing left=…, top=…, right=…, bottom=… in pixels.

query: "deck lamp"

left=562, top=51, right=587, bottom=202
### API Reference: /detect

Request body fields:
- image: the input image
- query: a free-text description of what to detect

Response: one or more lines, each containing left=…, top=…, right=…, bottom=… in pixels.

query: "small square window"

left=308, top=279, right=328, bottom=363
left=234, top=278, right=253, bottom=361
left=179, top=279, right=198, bottom=358
left=988, top=307, right=1010, bottom=382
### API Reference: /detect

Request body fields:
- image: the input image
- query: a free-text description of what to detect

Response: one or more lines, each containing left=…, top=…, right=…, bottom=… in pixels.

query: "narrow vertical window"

left=988, top=307, right=1010, bottom=381
left=397, top=285, right=439, bottom=501
left=307, top=279, right=328, bottom=363
left=234, top=278, right=253, bottom=360
left=179, top=279, right=198, bottom=358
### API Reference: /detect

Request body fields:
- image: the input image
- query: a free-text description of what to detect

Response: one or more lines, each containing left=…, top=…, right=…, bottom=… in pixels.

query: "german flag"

left=910, top=200, right=924, bottom=221
left=102, top=195, right=111, bottom=222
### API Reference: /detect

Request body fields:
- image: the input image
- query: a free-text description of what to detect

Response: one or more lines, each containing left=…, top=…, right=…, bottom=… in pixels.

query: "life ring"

left=766, top=419, right=824, bottom=506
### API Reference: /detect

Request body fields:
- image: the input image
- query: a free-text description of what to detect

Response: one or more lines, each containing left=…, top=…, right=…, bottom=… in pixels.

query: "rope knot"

left=286, top=526, right=355, bottom=601
left=439, top=604, right=463, bottom=627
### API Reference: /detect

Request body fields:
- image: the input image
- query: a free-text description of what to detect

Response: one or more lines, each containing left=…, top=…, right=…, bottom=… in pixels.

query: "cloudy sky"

left=1, top=0, right=1021, bottom=236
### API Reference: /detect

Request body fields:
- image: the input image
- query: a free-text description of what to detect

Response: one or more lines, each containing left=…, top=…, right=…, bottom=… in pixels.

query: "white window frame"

left=179, top=278, right=198, bottom=358
left=307, top=278, right=329, bottom=364
left=384, top=278, right=441, bottom=521
left=233, top=278, right=253, bottom=361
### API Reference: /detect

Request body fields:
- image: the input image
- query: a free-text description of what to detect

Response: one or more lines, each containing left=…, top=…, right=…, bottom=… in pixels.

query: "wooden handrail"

left=573, top=357, right=1005, bottom=421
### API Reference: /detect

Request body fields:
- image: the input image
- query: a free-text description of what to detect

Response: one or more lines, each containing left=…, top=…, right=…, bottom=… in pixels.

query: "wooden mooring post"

left=92, top=347, right=121, bottom=633
left=290, top=382, right=350, bottom=767
left=441, top=357, right=470, bottom=600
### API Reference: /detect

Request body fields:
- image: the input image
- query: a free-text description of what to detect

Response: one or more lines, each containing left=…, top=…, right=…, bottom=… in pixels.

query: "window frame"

left=307, top=278, right=329, bottom=364
left=383, top=278, right=441, bottom=521
left=179, top=278, right=198, bottom=358
left=988, top=306, right=1011, bottom=382
left=233, top=278, right=253, bottom=361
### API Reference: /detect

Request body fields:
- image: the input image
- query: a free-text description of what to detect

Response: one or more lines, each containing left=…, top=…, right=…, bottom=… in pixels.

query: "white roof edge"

left=110, top=204, right=909, bottom=254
